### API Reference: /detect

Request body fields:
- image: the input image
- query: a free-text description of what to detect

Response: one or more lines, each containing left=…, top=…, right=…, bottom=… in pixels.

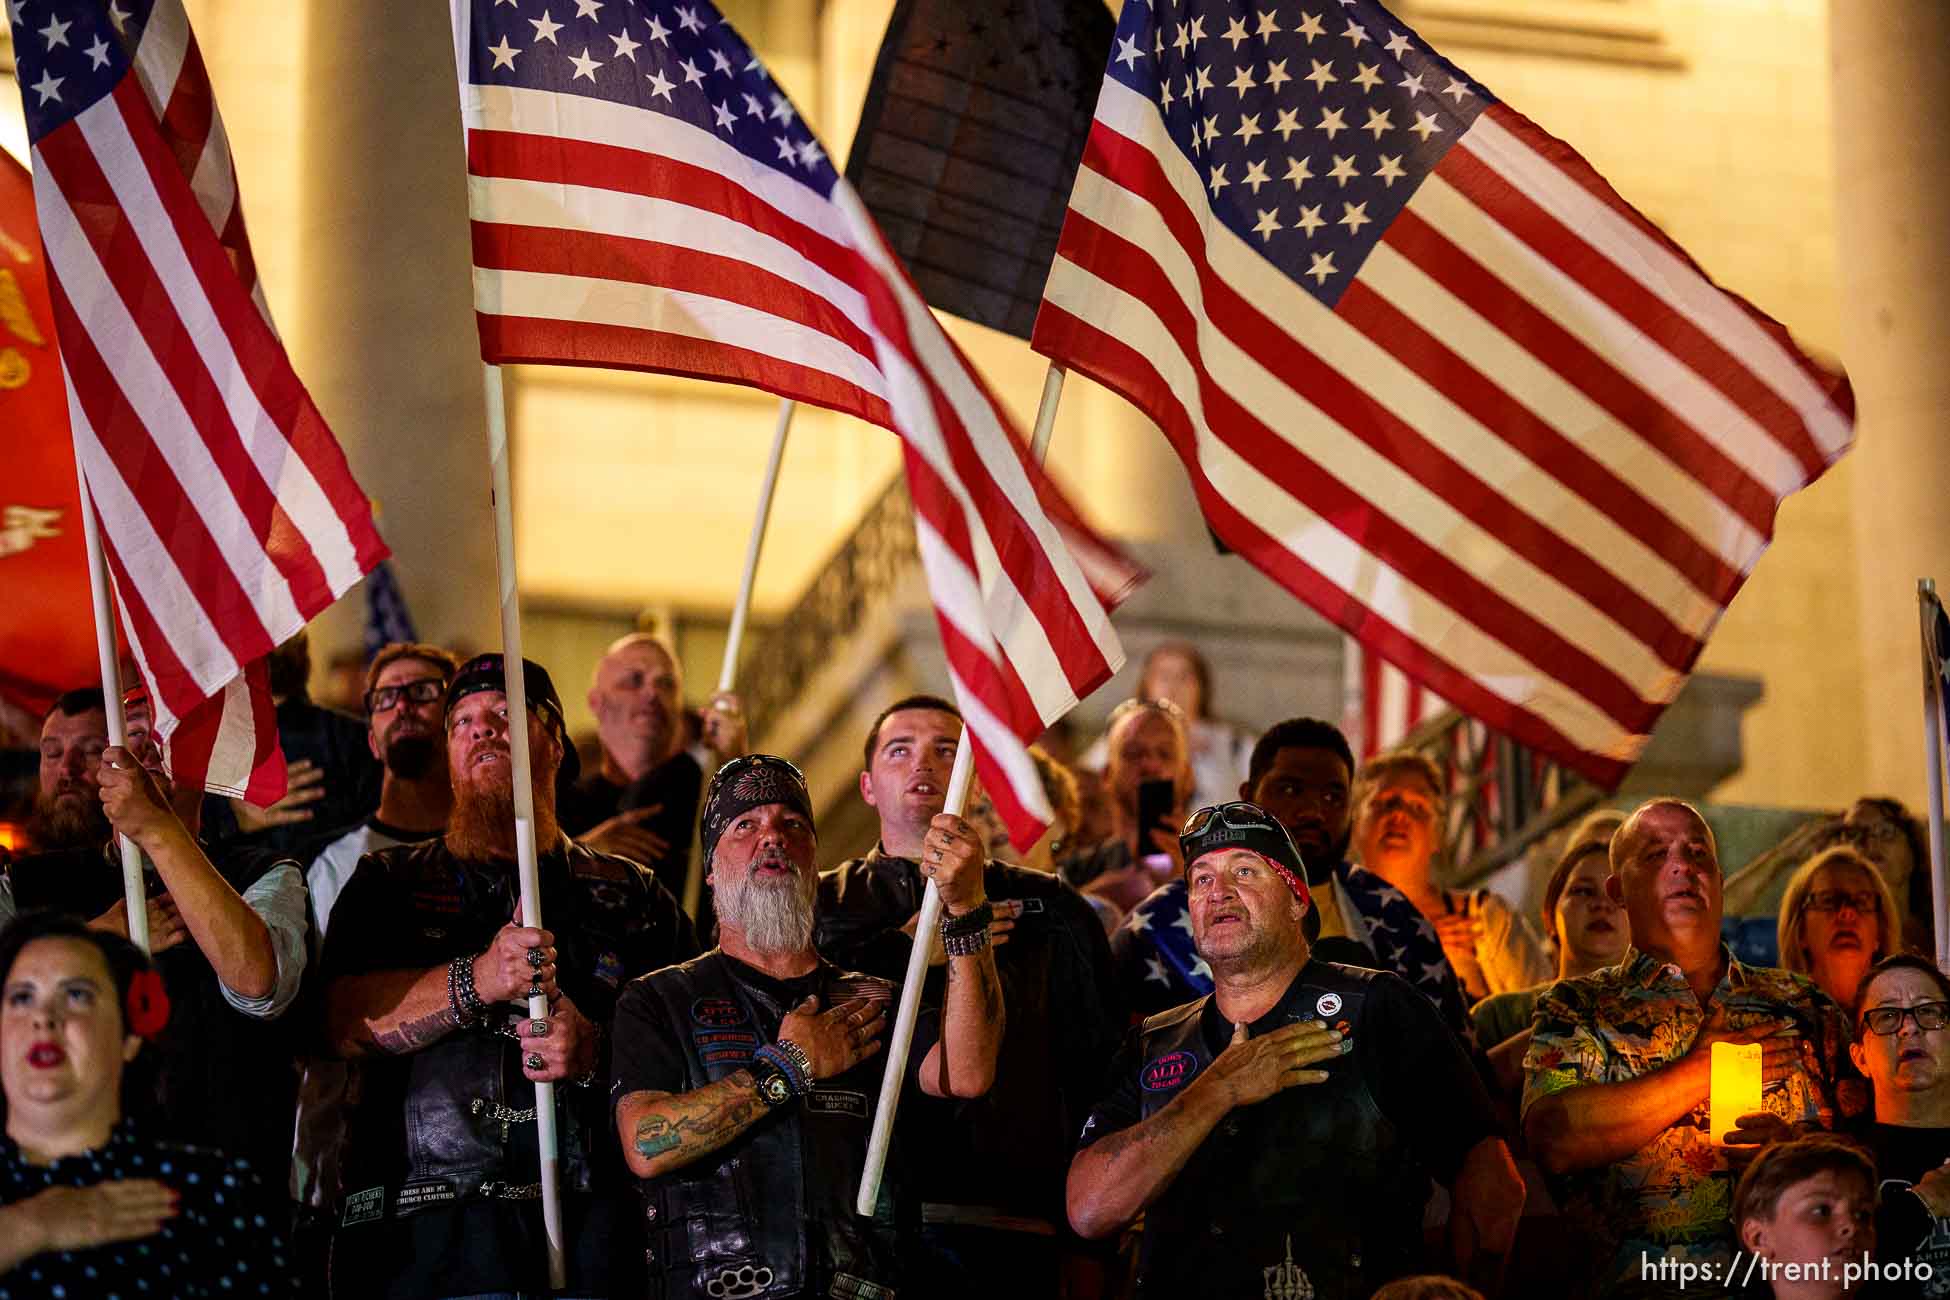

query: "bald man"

left=559, top=634, right=747, bottom=934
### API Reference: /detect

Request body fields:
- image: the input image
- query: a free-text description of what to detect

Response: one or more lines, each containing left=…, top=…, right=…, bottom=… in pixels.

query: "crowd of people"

left=0, top=631, right=1944, bottom=1299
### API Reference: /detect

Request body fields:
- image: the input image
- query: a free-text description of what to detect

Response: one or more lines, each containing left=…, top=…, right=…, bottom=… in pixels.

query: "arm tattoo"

left=373, top=1006, right=463, bottom=1055
left=632, top=1072, right=766, bottom=1166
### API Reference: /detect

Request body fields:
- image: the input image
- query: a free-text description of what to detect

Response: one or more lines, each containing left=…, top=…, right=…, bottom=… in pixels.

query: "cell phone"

left=1136, top=779, right=1176, bottom=852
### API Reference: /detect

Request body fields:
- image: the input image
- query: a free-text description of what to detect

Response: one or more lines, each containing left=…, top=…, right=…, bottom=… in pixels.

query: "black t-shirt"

left=1078, top=961, right=1498, bottom=1186
left=1861, top=1122, right=1950, bottom=1295
left=559, top=750, right=712, bottom=938
left=609, top=951, right=940, bottom=1292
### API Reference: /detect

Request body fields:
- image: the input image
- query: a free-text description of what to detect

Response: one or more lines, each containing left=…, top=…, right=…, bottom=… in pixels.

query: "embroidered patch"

left=340, top=1186, right=383, bottom=1228
left=395, top=1179, right=457, bottom=1212
left=696, top=1028, right=760, bottom=1065
left=1016, top=897, right=1045, bottom=914
left=703, top=1261, right=776, bottom=1300
left=1314, top=993, right=1343, bottom=1018
left=1141, top=1050, right=1199, bottom=1092
left=829, top=1272, right=895, bottom=1300
left=692, top=997, right=750, bottom=1028
left=593, top=950, right=625, bottom=988
left=408, top=889, right=462, bottom=916
left=806, top=1089, right=870, bottom=1120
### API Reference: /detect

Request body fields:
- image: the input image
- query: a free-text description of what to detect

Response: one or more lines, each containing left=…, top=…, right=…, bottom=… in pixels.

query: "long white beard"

left=717, top=870, right=816, bottom=957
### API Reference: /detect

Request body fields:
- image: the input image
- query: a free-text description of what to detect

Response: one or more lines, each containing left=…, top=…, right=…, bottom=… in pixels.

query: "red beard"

left=445, top=750, right=561, bottom=860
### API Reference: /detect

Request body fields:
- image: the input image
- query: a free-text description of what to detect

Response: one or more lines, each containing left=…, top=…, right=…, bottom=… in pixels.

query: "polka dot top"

left=0, top=1122, right=293, bottom=1298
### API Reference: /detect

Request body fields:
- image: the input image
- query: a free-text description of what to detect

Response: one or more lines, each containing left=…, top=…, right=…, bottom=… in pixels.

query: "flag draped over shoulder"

left=845, top=0, right=1115, bottom=340
left=1033, top=0, right=1854, bottom=787
left=9, top=0, right=388, bottom=801
left=451, top=0, right=1142, bottom=848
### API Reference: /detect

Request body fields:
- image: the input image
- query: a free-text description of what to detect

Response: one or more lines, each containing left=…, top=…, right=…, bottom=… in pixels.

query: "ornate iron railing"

left=740, top=473, right=918, bottom=740
left=1398, top=709, right=1604, bottom=888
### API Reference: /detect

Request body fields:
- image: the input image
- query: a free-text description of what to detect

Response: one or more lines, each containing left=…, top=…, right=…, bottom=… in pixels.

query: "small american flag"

left=451, top=0, right=1143, bottom=847
left=10, top=0, right=388, bottom=801
left=1035, top=0, right=1854, bottom=786
left=362, top=558, right=419, bottom=663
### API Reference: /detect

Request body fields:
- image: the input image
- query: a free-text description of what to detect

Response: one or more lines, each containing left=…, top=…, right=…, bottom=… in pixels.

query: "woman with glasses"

left=1839, top=797, right=1934, bottom=955
left=1847, top=953, right=1950, bottom=1283
left=1776, top=845, right=1903, bottom=1011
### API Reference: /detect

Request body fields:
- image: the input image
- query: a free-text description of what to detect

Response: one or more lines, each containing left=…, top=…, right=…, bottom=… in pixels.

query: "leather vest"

left=1132, top=963, right=1430, bottom=1300
left=633, top=952, right=904, bottom=1300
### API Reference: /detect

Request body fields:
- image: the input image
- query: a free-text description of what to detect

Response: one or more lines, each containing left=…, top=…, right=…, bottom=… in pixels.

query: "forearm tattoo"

left=373, top=1005, right=464, bottom=1055
left=632, top=1072, right=765, bottom=1165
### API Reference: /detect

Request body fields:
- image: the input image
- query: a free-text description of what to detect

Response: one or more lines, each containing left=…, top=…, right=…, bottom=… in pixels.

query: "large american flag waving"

left=10, top=0, right=388, bottom=800
left=1034, top=0, right=1853, bottom=786
left=451, top=0, right=1142, bottom=848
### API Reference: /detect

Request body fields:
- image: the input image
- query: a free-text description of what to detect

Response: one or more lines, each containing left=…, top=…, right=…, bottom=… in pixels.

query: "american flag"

left=10, top=0, right=388, bottom=801
left=451, top=0, right=1142, bottom=847
left=1034, top=0, right=1854, bottom=787
left=362, top=558, right=419, bottom=662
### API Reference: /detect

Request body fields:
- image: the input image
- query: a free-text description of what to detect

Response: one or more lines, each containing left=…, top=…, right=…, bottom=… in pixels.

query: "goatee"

left=446, top=761, right=561, bottom=861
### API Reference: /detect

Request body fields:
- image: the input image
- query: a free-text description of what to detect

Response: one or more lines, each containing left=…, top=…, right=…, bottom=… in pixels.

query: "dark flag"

left=846, top=0, right=1115, bottom=340
left=362, top=559, right=418, bottom=662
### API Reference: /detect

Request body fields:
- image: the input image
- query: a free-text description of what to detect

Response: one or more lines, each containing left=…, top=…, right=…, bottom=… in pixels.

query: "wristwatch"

left=751, top=1059, right=797, bottom=1110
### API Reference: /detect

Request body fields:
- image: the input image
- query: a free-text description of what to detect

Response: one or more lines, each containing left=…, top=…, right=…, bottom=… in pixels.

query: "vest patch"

left=1314, top=993, right=1342, bottom=1018
left=340, top=1186, right=384, bottom=1227
left=806, top=1088, right=870, bottom=1120
left=1142, top=1050, right=1199, bottom=1092
left=409, top=888, right=462, bottom=916
left=395, top=1179, right=457, bottom=1212
left=593, top=950, right=625, bottom=988
left=692, top=997, right=750, bottom=1028
left=829, top=1272, right=895, bottom=1300
left=696, top=1028, right=759, bottom=1065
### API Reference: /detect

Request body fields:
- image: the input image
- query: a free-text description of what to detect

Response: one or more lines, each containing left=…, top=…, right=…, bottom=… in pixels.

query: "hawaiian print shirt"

left=1521, top=945, right=1853, bottom=1298
left=1110, top=859, right=1474, bottom=1042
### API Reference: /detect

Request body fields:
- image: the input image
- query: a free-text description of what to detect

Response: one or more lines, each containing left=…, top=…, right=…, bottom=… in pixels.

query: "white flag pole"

left=480, top=363, right=567, bottom=1290
left=857, top=362, right=1070, bottom=1215
left=71, top=454, right=150, bottom=954
left=856, top=740, right=974, bottom=1217
left=717, top=400, right=795, bottom=695
left=1919, top=579, right=1949, bottom=971
left=1029, top=363, right=1067, bottom=463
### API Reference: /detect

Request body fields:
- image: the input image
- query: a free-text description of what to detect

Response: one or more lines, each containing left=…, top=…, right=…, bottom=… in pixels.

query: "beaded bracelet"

left=773, top=1039, right=815, bottom=1089
left=448, top=954, right=487, bottom=1026
left=939, top=900, right=995, bottom=957
left=752, top=1043, right=810, bottom=1097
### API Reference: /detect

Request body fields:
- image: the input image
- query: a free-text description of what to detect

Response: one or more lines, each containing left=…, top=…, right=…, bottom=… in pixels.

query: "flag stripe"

left=470, top=221, right=880, bottom=364
left=1467, top=110, right=1852, bottom=460
left=1372, top=210, right=1779, bottom=544
left=1055, top=143, right=1678, bottom=708
left=475, top=312, right=897, bottom=425
left=1432, top=142, right=1828, bottom=485
left=1339, top=269, right=1742, bottom=613
left=1035, top=301, right=1638, bottom=779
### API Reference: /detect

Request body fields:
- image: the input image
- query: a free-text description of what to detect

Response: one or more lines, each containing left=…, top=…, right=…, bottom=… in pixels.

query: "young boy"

left=1734, top=1136, right=1878, bottom=1298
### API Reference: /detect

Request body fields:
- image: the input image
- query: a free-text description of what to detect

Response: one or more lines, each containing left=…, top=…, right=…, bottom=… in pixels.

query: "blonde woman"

left=1777, top=844, right=1903, bottom=1010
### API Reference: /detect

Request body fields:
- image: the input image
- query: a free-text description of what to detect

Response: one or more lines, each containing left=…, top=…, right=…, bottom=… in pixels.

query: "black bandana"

left=700, top=754, right=814, bottom=866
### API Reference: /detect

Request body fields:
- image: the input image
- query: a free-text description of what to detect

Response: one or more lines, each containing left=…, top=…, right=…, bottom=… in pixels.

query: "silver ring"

left=528, top=1019, right=550, bottom=1038
left=526, top=1052, right=545, bottom=1070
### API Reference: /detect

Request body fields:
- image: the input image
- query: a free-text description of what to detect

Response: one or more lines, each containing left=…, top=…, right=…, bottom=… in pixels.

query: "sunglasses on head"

left=1181, top=801, right=1280, bottom=838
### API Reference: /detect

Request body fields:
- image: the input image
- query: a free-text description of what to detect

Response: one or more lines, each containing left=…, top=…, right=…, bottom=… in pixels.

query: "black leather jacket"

left=815, top=849, right=1122, bottom=1222
left=1123, top=963, right=1433, bottom=1300
left=615, top=951, right=908, bottom=1300
left=325, top=838, right=698, bottom=1213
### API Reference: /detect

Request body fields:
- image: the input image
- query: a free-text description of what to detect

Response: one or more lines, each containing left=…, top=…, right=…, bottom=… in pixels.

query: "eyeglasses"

left=1802, top=889, right=1880, bottom=915
left=1861, top=1002, right=1950, bottom=1036
left=1181, top=801, right=1281, bottom=839
left=367, top=678, right=446, bottom=713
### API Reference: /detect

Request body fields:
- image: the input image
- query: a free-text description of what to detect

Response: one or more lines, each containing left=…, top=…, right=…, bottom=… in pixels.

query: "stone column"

left=1830, top=1, right=1950, bottom=804
left=292, top=0, right=498, bottom=656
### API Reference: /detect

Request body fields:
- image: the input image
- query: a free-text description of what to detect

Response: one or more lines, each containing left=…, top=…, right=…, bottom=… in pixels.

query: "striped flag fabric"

left=450, top=0, right=1143, bottom=848
left=1033, top=0, right=1854, bottom=787
left=9, top=0, right=388, bottom=802
left=1346, top=638, right=1447, bottom=760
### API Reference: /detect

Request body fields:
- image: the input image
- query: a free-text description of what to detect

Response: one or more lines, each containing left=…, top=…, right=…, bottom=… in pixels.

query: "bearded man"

left=321, top=654, right=700, bottom=1299
left=611, top=753, right=1005, bottom=1300
left=22, top=687, right=113, bottom=852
